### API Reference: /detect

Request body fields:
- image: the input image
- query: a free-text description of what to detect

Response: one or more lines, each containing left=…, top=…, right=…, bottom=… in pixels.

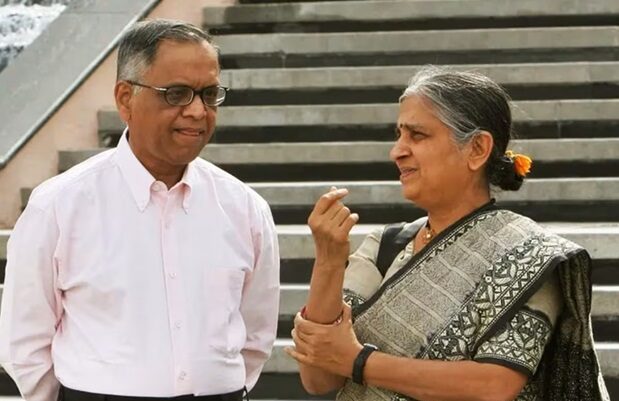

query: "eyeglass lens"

left=164, top=86, right=225, bottom=106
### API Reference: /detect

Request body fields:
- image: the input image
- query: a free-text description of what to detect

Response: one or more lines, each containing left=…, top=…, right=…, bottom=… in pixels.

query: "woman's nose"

left=390, top=139, right=409, bottom=162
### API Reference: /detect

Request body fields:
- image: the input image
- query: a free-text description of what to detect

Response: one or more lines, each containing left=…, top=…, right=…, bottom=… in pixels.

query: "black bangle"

left=352, top=343, right=378, bottom=385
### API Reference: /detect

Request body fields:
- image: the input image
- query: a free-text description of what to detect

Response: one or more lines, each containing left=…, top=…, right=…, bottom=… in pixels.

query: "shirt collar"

left=179, top=160, right=197, bottom=213
left=114, top=129, right=198, bottom=213
left=114, top=130, right=156, bottom=212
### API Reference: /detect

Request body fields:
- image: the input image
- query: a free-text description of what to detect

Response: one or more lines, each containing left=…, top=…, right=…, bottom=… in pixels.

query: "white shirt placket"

left=155, top=184, right=192, bottom=393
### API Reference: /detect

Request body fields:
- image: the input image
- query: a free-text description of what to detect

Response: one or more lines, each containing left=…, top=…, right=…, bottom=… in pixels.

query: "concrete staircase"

left=1, top=0, right=619, bottom=399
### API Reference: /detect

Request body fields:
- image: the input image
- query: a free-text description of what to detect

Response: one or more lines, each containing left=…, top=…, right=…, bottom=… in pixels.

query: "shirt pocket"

left=202, top=267, right=246, bottom=353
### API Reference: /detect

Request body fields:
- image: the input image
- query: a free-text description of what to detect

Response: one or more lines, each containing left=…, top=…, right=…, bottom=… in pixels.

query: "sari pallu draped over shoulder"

left=339, top=209, right=609, bottom=401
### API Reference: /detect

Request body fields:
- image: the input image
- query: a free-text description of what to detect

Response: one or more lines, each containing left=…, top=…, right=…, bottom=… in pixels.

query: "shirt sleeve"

left=0, top=203, right=63, bottom=401
left=240, top=199, right=280, bottom=391
left=473, top=271, right=563, bottom=376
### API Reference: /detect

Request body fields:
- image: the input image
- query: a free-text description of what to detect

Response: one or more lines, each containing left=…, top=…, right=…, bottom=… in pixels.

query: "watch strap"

left=352, top=343, right=378, bottom=385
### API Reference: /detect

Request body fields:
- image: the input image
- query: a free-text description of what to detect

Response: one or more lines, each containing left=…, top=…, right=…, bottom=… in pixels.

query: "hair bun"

left=489, top=156, right=524, bottom=191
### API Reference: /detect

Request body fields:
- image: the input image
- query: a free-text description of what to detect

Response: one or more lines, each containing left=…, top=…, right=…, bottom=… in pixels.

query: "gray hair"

left=400, top=66, right=522, bottom=191
left=116, top=19, right=218, bottom=83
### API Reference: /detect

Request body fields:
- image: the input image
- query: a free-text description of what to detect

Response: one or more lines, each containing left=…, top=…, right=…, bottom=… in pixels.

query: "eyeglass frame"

left=125, top=80, right=229, bottom=107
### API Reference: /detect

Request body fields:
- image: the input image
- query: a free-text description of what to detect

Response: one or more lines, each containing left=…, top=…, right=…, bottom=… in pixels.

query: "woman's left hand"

left=285, top=303, right=363, bottom=378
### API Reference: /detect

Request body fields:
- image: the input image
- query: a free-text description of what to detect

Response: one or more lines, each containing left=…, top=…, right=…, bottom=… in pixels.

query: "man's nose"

left=182, top=94, right=208, bottom=119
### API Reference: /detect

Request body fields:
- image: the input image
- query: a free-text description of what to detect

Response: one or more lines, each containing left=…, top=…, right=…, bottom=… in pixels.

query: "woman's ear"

left=114, top=81, right=133, bottom=123
left=468, top=131, right=494, bottom=172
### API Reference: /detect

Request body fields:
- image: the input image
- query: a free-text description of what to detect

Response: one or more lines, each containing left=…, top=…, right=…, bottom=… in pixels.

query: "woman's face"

left=390, top=95, right=477, bottom=209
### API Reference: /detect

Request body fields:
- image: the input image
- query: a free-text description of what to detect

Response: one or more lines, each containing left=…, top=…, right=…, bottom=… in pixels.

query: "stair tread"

left=58, top=138, right=619, bottom=166
left=220, top=61, right=619, bottom=90
left=216, top=26, right=619, bottom=55
left=203, top=0, right=619, bottom=27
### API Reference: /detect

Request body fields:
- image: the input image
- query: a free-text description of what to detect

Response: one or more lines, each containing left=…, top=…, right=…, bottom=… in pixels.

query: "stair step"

left=249, top=373, right=619, bottom=400
left=245, top=178, right=619, bottom=204
left=264, top=340, right=619, bottom=376
left=278, top=284, right=619, bottom=318
left=98, top=99, right=619, bottom=144
left=217, top=27, right=619, bottom=56
left=275, top=285, right=619, bottom=341
left=215, top=100, right=619, bottom=128
left=57, top=138, right=619, bottom=174
left=275, top=314, right=619, bottom=343
left=220, top=62, right=619, bottom=105
left=276, top=223, right=619, bottom=260
left=278, top=259, right=619, bottom=287
left=221, top=62, right=619, bottom=91
left=205, top=0, right=619, bottom=35
left=216, top=26, right=619, bottom=68
left=0, top=284, right=611, bottom=334
left=3, top=222, right=619, bottom=262
left=19, top=179, right=619, bottom=223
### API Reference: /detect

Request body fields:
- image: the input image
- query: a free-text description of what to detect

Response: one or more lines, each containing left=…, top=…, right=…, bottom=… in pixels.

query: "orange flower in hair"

left=505, top=150, right=533, bottom=177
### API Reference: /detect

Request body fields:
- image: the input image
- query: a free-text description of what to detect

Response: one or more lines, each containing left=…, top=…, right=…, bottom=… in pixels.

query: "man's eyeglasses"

left=127, top=81, right=228, bottom=107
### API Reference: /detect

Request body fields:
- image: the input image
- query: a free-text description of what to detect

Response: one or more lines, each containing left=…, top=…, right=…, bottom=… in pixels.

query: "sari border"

left=474, top=305, right=555, bottom=377
left=475, top=357, right=533, bottom=377
left=473, top=246, right=587, bottom=351
left=418, top=227, right=587, bottom=367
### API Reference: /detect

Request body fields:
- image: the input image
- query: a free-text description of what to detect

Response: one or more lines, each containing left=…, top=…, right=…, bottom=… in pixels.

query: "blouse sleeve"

left=473, top=270, right=563, bottom=376
left=342, top=226, right=385, bottom=309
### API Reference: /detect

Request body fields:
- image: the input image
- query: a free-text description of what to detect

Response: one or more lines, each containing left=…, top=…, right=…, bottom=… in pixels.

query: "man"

left=0, top=19, right=280, bottom=401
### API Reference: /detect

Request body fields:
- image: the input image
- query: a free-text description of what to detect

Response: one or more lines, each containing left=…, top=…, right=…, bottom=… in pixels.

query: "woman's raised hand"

left=308, top=187, right=359, bottom=269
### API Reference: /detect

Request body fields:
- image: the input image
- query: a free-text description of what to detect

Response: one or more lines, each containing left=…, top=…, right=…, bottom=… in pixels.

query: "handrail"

left=0, top=0, right=161, bottom=169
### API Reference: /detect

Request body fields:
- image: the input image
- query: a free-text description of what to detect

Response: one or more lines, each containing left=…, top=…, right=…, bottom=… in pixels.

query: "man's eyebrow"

left=160, top=82, right=220, bottom=88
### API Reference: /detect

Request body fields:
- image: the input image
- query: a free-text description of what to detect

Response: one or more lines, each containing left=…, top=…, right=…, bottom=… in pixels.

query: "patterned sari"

left=339, top=206, right=609, bottom=401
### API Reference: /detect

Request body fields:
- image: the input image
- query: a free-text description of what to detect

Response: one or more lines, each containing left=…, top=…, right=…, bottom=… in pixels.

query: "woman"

left=285, top=67, right=609, bottom=401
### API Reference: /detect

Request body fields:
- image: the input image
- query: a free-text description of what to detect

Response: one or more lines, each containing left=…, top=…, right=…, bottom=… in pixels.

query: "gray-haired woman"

left=285, top=67, right=609, bottom=401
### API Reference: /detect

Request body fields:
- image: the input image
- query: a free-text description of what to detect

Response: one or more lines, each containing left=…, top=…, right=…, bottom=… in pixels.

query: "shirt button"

left=169, top=272, right=177, bottom=279
left=175, top=321, right=182, bottom=329
left=178, top=371, right=187, bottom=381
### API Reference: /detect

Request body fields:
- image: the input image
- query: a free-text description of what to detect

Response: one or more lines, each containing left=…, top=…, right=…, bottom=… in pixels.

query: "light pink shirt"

left=0, top=134, right=280, bottom=400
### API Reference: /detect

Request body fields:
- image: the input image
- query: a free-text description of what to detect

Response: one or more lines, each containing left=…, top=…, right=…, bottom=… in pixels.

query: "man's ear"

left=114, top=81, right=133, bottom=123
left=468, top=131, right=494, bottom=172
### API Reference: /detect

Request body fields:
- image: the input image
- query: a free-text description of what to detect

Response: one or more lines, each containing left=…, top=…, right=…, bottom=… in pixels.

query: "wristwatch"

left=352, top=343, right=378, bottom=385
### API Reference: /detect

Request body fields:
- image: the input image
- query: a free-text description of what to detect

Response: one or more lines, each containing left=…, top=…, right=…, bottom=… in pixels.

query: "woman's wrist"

left=301, top=305, right=344, bottom=325
left=313, top=258, right=348, bottom=271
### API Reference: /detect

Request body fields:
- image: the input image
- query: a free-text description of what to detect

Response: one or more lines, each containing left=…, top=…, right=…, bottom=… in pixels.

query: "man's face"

left=116, top=40, right=220, bottom=174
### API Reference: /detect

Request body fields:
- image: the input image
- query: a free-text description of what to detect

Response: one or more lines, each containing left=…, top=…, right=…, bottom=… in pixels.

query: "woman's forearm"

left=363, top=352, right=527, bottom=401
left=304, top=262, right=346, bottom=323
left=298, top=187, right=358, bottom=394
left=298, top=262, right=347, bottom=394
left=298, top=363, right=346, bottom=395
